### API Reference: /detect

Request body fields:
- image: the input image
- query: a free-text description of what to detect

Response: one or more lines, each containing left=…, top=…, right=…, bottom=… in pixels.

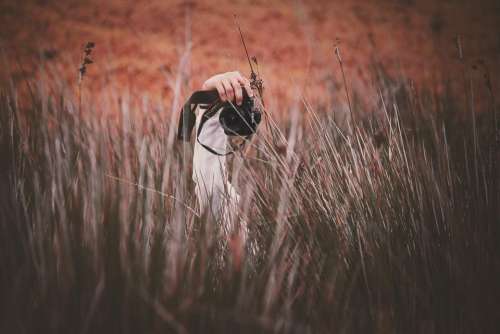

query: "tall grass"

left=0, top=60, right=499, bottom=333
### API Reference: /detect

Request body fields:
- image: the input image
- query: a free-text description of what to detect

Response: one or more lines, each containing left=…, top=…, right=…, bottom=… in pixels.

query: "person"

left=191, top=71, right=254, bottom=230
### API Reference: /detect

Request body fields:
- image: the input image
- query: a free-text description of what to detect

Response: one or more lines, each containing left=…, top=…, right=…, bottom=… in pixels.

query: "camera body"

left=218, top=89, right=262, bottom=137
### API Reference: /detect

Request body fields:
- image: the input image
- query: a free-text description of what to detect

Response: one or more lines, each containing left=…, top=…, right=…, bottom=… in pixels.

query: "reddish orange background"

left=1, top=0, right=499, bottom=109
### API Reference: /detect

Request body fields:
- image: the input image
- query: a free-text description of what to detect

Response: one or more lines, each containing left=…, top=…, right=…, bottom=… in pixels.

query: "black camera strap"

left=177, top=90, right=219, bottom=141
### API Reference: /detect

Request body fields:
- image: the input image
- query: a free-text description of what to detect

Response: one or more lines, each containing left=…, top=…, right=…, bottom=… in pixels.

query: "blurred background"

left=1, top=2, right=500, bottom=333
left=1, top=0, right=499, bottom=110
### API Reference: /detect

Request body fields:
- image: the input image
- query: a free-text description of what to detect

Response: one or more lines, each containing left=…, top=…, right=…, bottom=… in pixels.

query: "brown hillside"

left=1, top=0, right=499, bottom=110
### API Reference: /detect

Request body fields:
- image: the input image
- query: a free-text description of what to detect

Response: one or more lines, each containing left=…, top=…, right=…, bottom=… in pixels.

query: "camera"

left=218, top=88, right=262, bottom=137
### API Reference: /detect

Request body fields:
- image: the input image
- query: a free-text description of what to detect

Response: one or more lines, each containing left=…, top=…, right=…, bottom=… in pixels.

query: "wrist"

left=202, top=77, right=215, bottom=91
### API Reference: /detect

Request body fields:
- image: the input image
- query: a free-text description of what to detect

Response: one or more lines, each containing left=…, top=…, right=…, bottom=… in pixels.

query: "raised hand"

left=201, top=71, right=254, bottom=106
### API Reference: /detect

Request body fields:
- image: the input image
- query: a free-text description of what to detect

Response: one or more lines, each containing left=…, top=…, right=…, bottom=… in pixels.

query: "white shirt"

left=192, top=105, right=240, bottom=227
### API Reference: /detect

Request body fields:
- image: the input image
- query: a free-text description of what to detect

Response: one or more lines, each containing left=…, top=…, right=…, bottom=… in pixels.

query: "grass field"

left=0, top=47, right=499, bottom=333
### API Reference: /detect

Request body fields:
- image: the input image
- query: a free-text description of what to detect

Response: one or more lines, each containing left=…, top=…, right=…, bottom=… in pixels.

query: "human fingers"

left=236, top=76, right=254, bottom=99
left=215, top=81, right=227, bottom=101
left=221, top=79, right=234, bottom=102
left=230, top=77, right=243, bottom=105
